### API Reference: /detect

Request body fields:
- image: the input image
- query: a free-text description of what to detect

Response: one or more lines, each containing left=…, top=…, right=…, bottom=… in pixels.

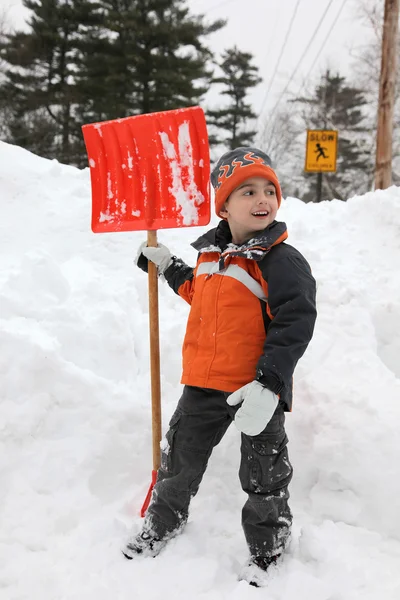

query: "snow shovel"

left=82, top=106, right=210, bottom=516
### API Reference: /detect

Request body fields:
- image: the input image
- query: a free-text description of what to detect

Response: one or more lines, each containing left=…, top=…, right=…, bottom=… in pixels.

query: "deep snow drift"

left=1, top=140, right=400, bottom=599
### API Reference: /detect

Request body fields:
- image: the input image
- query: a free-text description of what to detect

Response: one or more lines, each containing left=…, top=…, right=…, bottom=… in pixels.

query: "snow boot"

left=122, top=531, right=167, bottom=559
left=239, top=554, right=281, bottom=587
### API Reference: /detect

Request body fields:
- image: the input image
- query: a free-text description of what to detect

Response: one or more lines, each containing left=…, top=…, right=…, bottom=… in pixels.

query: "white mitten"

left=136, top=242, right=173, bottom=274
left=227, top=380, right=278, bottom=436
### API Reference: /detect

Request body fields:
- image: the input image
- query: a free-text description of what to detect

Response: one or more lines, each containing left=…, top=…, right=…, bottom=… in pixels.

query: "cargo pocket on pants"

left=160, top=409, right=182, bottom=474
left=244, top=431, right=290, bottom=495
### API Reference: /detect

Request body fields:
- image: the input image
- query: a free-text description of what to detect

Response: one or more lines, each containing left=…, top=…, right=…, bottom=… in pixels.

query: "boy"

left=123, top=147, right=317, bottom=586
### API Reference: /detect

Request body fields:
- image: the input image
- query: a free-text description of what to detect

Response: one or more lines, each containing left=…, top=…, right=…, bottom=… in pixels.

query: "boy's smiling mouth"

left=252, top=211, right=269, bottom=217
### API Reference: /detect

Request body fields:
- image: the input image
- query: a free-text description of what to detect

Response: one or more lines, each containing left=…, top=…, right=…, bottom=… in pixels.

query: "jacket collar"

left=191, top=220, right=288, bottom=261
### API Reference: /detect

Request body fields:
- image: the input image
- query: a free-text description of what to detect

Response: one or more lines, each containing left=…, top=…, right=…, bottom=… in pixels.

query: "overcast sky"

left=5, top=0, right=372, bottom=122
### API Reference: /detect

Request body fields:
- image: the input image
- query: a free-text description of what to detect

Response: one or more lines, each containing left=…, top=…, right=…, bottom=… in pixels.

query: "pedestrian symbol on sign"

left=315, top=143, right=328, bottom=161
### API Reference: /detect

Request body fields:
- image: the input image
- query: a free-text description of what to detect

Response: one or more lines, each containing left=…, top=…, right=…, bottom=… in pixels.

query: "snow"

left=159, top=122, right=204, bottom=225
left=1, top=139, right=400, bottom=599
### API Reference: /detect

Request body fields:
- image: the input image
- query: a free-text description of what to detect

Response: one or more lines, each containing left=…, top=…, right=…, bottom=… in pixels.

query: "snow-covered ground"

left=1, top=140, right=400, bottom=599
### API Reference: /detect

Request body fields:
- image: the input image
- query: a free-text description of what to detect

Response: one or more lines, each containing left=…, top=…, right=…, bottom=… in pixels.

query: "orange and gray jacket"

left=142, top=220, right=317, bottom=410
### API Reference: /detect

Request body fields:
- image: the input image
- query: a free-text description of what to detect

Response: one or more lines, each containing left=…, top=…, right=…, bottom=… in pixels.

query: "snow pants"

left=143, top=385, right=293, bottom=558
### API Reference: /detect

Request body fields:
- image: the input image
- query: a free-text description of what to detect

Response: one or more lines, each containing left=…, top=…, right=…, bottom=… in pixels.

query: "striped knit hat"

left=211, top=147, right=282, bottom=217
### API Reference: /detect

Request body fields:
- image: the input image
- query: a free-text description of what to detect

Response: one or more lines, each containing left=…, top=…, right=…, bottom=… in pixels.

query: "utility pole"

left=316, top=71, right=329, bottom=203
left=374, top=0, right=399, bottom=190
left=316, top=172, right=323, bottom=203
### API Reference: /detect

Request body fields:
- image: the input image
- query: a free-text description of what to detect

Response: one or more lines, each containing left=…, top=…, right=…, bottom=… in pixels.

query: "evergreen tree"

left=75, top=0, right=224, bottom=126
left=207, top=46, right=261, bottom=150
left=293, top=71, right=372, bottom=201
left=0, top=0, right=100, bottom=163
left=1, top=0, right=224, bottom=166
left=0, top=8, right=12, bottom=141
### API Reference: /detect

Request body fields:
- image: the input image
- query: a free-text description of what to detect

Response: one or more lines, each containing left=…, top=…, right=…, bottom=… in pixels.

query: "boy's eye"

left=241, top=188, right=275, bottom=197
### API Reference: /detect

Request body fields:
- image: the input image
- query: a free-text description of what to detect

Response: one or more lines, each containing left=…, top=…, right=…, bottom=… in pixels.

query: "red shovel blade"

left=82, top=106, right=210, bottom=233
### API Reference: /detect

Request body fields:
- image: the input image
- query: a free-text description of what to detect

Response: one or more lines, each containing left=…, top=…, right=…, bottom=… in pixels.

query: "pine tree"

left=0, top=0, right=99, bottom=164
left=1, top=0, right=224, bottom=166
left=0, top=8, right=12, bottom=141
left=206, top=46, right=261, bottom=150
left=293, top=71, right=372, bottom=201
left=75, top=0, right=225, bottom=122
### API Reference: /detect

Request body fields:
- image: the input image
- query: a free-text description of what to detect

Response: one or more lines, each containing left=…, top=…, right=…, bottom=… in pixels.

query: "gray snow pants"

left=143, top=385, right=293, bottom=558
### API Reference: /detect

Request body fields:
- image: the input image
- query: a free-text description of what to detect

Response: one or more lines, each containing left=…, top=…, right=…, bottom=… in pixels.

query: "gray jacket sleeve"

left=137, top=251, right=194, bottom=302
left=164, top=257, right=194, bottom=299
left=256, top=247, right=317, bottom=396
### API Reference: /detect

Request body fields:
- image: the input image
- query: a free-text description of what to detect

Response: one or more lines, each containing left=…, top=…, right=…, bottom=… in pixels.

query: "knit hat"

left=211, top=147, right=282, bottom=217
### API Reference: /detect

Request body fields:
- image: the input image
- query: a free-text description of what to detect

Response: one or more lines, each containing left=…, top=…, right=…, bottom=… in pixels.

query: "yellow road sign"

left=305, top=130, right=338, bottom=172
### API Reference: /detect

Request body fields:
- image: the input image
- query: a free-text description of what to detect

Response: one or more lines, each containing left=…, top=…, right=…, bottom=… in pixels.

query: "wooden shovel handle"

left=147, top=230, right=162, bottom=472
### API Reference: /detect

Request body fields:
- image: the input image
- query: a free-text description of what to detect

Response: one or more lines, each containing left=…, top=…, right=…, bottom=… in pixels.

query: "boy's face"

left=219, top=176, right=279, bottom=243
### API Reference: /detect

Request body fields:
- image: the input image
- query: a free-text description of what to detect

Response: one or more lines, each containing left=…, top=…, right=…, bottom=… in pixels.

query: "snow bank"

left=1, top=140, right=400, bottom=599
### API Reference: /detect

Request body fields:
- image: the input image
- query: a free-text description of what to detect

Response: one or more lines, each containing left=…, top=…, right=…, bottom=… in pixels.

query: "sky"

left=4, top=0, right=371, bottom=121
left=1, top=135, right=400, bottom=598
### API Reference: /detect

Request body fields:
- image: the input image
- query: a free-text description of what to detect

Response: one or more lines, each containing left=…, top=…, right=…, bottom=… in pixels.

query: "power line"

left=258, top=0, right=301, bottom=119
left=261, top=0, right=335, bottom=139
left=257, top=3, right=283, bottom=85
left=296, top=0, right=349, bottom=99
left=206, top=0, right=241, bottom=12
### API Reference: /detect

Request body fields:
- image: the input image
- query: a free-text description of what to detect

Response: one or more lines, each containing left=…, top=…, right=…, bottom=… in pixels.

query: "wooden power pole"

left=374, top=0, right=399, bottom=190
